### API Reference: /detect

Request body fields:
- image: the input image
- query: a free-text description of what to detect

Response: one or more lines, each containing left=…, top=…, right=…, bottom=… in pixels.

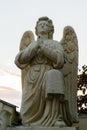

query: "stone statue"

left=15, top=17, right=78, bottom=127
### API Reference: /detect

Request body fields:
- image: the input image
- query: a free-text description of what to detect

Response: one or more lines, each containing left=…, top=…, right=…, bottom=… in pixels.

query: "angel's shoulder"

left=31, top=40, right=37, bottom=44
left=29, top=41, right=37, bottom=47
left=53, top=40, right=64, bottom=49
left=47, top=39, right=60, bottom=45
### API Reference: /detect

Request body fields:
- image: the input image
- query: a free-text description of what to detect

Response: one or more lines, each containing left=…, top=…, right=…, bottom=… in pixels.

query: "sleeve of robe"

left=15, top=42, right=37, bottom=69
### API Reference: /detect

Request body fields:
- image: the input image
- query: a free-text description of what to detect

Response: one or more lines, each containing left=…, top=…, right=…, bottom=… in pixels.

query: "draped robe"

left=15, top=39, right=72, bottom=126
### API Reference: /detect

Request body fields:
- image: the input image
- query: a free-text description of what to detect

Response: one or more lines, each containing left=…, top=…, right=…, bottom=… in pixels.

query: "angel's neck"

left=38, top=34, right=48, bottom=40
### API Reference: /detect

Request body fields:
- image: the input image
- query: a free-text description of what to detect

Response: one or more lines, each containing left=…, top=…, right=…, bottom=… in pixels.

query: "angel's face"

left=37, top=20, right=49, bottom=35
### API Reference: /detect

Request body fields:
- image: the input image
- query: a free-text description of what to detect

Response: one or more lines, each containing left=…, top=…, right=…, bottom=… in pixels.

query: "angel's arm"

left=40, top=42, right=64, bottom=69
left=15, top=42, right=37, bottom=68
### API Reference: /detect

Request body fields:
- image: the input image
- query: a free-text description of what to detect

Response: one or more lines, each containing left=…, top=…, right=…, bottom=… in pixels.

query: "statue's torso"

left=30, top=39, right=61, bottom=66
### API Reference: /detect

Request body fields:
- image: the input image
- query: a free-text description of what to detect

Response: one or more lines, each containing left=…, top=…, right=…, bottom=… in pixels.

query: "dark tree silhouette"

left=77, top=65, right=87, bottom=115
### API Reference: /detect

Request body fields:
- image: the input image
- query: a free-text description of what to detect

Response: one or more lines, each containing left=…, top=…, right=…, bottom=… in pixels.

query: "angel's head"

left=35, top=16, right=54, bottom=39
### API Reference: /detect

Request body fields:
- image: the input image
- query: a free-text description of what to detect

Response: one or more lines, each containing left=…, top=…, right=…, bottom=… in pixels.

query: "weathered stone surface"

left=7, top=126, right=77, bottom=130
left=0, top=99, right=17, bottom=115
left=0, top=100, right=19, bottom=130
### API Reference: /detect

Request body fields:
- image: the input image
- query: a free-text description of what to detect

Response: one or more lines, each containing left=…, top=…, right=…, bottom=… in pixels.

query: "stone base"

left=7, top=126, right=77, bottom=130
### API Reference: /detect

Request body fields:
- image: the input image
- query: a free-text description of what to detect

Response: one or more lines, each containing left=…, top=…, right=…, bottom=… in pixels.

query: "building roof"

left=0, top=99, right=18, bottom=108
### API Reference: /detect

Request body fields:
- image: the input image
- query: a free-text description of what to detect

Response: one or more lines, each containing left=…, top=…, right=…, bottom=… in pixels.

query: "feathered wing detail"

left=19, top=31, right=35, bottom=51
left=19, top=31, right=35, bottom=89
left=60, top=26, right=78, bottom=122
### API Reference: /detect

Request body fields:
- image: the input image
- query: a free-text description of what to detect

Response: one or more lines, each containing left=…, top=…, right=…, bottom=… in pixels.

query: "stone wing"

left=19, top=31, right=35, bottom=89
left=60, top=26, right=78, bottom=122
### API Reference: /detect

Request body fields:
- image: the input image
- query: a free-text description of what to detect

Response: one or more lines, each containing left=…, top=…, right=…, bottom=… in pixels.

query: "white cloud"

left=0, top=66, right=21, bottom=91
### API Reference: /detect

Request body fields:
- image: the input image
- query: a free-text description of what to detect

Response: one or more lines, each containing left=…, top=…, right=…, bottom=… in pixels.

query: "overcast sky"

left=0, top=0, right=87, bottom=107
left=0, top=0, right=87, bottom=67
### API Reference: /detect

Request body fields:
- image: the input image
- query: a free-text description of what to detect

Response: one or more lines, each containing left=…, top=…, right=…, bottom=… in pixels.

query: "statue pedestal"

left=7, top=126, right=77, bottom=130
